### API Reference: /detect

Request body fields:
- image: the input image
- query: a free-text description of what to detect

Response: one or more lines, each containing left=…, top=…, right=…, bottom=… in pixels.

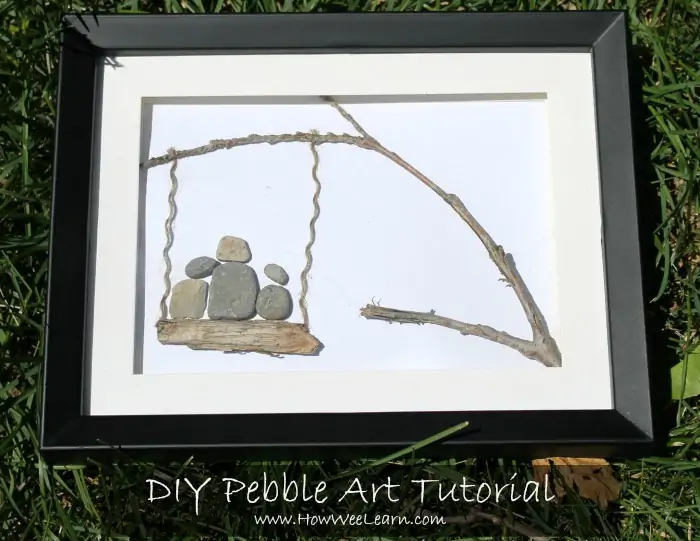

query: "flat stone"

left=169, top=279, right=208, bottom=319
left=185, top=256, right=220, bottom=279
left=216, top=236, right=252, bottom=263
left=256, top=285, right=293, bottom=321
left=264, top=263, right=289, bottom=286
left=208, top=262, right=259, bottom=320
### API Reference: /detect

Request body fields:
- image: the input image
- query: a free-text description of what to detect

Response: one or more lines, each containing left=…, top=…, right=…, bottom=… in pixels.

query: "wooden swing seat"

left=156, top=319, right=323, bottom=355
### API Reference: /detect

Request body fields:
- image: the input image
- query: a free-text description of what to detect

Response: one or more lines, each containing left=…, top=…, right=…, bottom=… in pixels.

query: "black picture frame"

left=42, top=11, right=657, bottom=464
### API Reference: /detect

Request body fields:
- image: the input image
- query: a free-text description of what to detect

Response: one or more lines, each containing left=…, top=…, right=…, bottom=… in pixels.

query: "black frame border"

left=42, top=12, right=656, bottom=464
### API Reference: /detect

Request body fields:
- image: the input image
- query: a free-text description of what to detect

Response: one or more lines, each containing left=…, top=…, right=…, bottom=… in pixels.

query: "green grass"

left=2, top=0, right=700, bottom=539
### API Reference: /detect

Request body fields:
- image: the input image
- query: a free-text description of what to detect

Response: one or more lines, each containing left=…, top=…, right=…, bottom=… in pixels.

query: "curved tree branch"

left=143, top=97, right=562, bottom=368
left=359, top=304, right=558, bottom=366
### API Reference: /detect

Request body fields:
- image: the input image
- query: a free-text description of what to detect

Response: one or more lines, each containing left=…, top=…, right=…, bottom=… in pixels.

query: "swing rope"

left=157, top=144, right=321, bottom=331
left=299, top=141, right=322, bottom=331
left=159, top=148, right=179, bottom=322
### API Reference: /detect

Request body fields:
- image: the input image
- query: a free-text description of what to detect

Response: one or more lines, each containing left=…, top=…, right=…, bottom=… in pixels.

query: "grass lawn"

left=1, top=0, right=699, bottom=539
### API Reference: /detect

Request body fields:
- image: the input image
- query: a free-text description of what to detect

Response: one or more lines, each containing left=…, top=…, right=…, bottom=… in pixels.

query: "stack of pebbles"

left=168, top=235, right=293, bottom=322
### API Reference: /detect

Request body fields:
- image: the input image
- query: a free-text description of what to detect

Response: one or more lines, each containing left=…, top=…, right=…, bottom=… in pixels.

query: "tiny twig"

left=145, top=97, right=562, bottom=367
left=320, top=95, right=374, bottom=140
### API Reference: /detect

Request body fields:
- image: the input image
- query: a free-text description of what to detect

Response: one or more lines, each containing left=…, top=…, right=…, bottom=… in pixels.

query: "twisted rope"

left=299, top=141, right=322, bottom=331
left=159, top=148, right=179, bottom=322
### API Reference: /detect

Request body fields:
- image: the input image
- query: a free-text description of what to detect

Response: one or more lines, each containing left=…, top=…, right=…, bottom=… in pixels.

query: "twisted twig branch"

left=159, top=148, right=179, bottom=322
left=299, top=137, right=322, bottom=331
left=143, top=133, right=369, bottom=169
left=143, top=98, right=561, bottom=367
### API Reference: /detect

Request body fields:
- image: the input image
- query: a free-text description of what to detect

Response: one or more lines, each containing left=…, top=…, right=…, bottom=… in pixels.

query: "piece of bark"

left=156, top=319, right=323, bottom=355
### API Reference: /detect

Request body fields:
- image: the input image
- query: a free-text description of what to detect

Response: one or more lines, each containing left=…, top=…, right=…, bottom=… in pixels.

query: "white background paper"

left=142, top=99, right=555, bottom=374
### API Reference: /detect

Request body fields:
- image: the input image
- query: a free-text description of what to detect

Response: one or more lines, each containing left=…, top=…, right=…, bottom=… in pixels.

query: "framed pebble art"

left=42, top=12, right=657, bottom=463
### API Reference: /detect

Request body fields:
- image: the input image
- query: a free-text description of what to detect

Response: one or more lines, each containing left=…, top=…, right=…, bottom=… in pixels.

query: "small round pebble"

left=256, top=285, right=293, bottom=321
left=264, top=263, right=289, bottom=286
left=216, top=235, right=252, bottom=263
left=185, top=256, right=220, bottom=279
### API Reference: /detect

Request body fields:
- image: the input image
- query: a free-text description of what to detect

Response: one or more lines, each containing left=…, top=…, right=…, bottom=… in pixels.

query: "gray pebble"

left=256, top=285, right=293, bottom=321
left=208, top=262, right=259, bottom=320
left=264, top=263, right=289, bottom=286
left=216, top=235, right=252, bottom=263
left=169, top=279, right=208, bottom=319
left=185, top=256, right=220, bottom=279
